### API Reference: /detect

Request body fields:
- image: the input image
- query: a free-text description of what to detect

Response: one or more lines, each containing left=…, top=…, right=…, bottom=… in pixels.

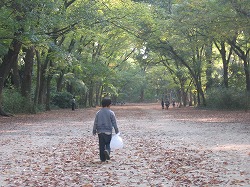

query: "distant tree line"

left=0, top=0, right=249, bottom=115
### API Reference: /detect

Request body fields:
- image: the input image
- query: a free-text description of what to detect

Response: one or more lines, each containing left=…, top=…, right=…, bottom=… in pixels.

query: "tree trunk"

left=21, top=46, right=34, bottom=99
left=205, top=42, right=213, bottom=90
left=214, top=41, right=233, bottom=88
left=182, top=89, right=187, bottom=107
left=38, top=50, right=51, bottom=104
left=45, top=74, right=52, bottom=111
left=139, top=88, right=144, bottom=102
left=165, top=43, right=207, bottom=106
left=0, top=39, right=22, bottom=116
left=56, top=71, right=65, bottom=92
left=95, top=82, right=102, bottom=106
left=38, top=63, right=46, bottom=105
left=88, top=81, right=94, bottom=107
left=189, top=90, right=193, bottom=106
left=99, top=85, right=104, bottom=106
left=193, top=91, right=197, bottom=106
left=228, top=39, right=250, bottom=91
left=45, top=51, right=55, bottom=111
left=194, top=76, right=206, bottom=106
left=33, top=49, right=41, bottom=109
left=12, top=59, right=21, bottom=89
left=244, top=60, right=250, bottom=91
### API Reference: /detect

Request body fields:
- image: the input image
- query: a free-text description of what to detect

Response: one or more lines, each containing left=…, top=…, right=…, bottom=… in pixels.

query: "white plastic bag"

left=110, top=133, right=124, bottom=150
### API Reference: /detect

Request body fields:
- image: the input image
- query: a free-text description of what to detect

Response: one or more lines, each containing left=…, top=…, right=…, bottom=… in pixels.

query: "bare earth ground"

left=0, top=103, right=250, bottom=187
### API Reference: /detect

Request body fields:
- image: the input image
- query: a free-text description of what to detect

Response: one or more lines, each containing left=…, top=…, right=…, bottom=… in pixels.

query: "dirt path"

left=0, top=103, right=249, bottom=186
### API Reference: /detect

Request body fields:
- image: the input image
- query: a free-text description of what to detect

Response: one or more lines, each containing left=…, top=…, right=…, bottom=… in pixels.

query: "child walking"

left=93, top=98, right=119, bottom=162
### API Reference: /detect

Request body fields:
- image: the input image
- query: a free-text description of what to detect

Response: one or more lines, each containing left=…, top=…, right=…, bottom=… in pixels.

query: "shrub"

left=206, top=87, right=250, bottom=110
left=2, top=89, right=35, bottom=114
left=51, top=91, right=73, bottom=108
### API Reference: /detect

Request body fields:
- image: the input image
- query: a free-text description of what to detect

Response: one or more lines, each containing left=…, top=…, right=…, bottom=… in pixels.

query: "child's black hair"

left=102, top=98, right=112, bottom=107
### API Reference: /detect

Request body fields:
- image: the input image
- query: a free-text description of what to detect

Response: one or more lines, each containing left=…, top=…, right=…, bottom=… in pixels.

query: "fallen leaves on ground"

left=0, top=104, right=249, bottom=186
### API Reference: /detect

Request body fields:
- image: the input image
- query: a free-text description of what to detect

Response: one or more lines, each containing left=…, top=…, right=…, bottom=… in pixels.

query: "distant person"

left=71, top=97, right=76, bottom=110
left=93, top=98, right=119, bottom=162
left=172, top=100, right=176, bottom=107
left=161, top=99, right=164, bottom=109
left=165, top=100, right=170, bottom=110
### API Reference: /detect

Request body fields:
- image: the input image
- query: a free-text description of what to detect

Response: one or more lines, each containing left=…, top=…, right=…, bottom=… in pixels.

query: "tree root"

left=0, top=108, right=13, bottom=117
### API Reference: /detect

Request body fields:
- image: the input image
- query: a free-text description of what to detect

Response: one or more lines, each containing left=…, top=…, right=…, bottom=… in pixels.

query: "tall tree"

left=0, top=39, right=22, bottom=115
left=21, top=46, right=35, bottom=99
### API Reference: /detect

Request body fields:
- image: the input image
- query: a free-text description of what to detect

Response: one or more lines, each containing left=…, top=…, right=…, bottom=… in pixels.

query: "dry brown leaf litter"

left=0, top=103, right=249, bottom=186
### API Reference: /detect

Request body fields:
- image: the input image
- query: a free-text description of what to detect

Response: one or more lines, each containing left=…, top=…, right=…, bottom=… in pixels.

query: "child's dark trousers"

left=98, top=133, right=112, bottom=161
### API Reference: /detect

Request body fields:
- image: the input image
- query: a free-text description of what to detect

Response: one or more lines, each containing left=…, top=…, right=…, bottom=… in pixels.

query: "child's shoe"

left=104, top=150, right=110, bottom=160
